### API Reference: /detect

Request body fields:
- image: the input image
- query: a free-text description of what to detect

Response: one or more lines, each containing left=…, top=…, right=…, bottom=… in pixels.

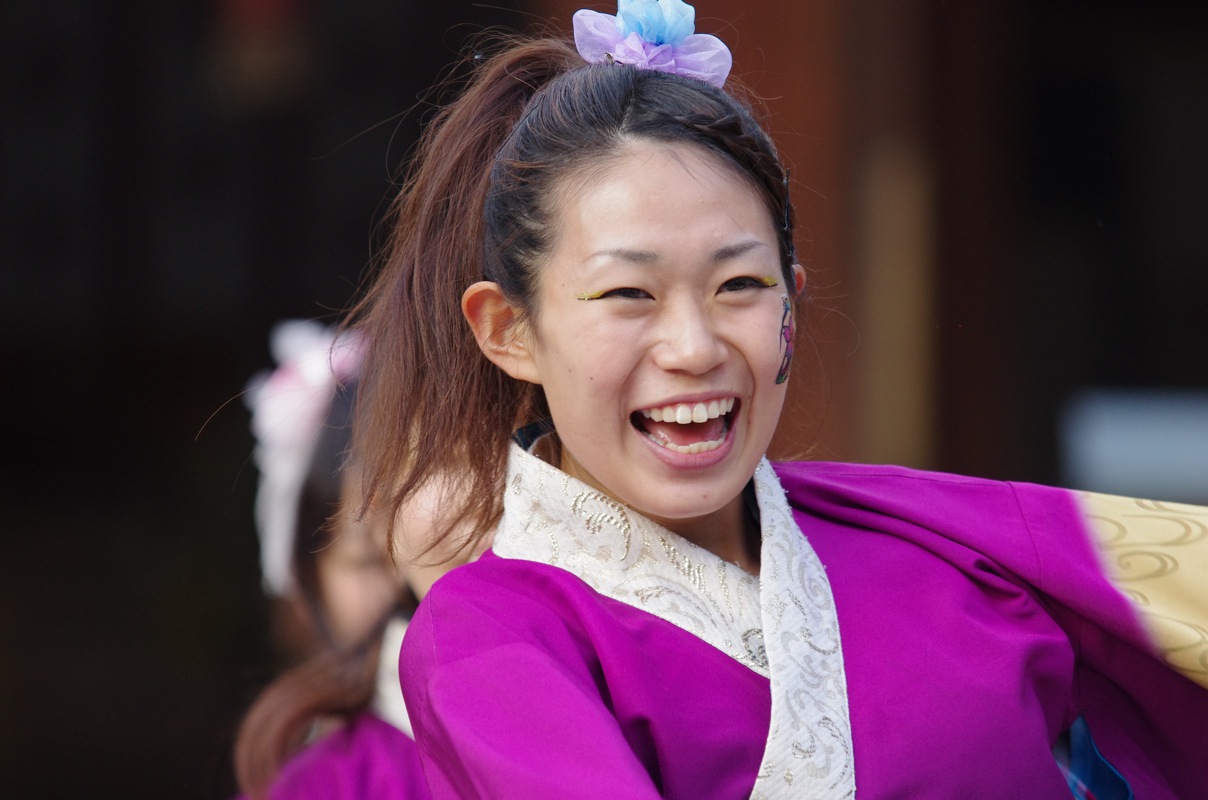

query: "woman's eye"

left=599, top=287, right=652, bottom=300
left=719, top=276, right=774, bottom=293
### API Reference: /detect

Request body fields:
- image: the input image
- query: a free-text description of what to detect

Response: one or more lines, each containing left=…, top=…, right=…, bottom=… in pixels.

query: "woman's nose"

left=650, top=301, right=727, bottom=374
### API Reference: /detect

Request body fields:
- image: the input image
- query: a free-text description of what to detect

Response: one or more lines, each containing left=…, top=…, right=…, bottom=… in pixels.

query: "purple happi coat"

left=249, top=616, right=431, bottom=800
left=401, top=454, right=1208, bottom=798
left=260, top=713, right=430, bottom=800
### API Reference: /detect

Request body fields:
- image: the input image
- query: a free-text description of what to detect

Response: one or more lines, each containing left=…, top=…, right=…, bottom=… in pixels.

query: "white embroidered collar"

left=493, top=443, right=855, bottom=798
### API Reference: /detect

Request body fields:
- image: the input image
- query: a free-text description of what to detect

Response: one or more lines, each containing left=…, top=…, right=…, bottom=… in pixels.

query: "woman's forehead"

left=548, top=142, right=774, bottom=253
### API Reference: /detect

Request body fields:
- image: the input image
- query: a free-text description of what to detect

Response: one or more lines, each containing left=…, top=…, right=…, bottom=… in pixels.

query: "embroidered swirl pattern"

left=498, top=447, right=765, bottom=672
left=750, top=460, right=854, bottom=800
left=1079, top=492, right=1208, bottom=687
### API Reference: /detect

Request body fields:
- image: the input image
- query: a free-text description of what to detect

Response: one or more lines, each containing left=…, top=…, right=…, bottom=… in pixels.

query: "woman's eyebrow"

left=588, top=247, right=660, bottom=265
left=589, top=240, right=767, bottom=266
left=711, top=240, right=766, bottom=262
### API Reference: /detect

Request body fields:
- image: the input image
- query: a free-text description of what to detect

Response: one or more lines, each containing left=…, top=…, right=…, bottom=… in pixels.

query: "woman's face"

left=522, top=140, right=793, bottom=536
left=316, top=472, right=400, bottom=647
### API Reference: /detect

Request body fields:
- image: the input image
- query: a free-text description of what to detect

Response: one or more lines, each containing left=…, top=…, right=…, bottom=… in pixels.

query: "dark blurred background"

left=2, top=1, right=1205, bottom=797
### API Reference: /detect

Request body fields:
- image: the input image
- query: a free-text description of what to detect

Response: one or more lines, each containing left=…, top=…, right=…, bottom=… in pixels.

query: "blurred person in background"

left=234, top=319, right=464, bottom=800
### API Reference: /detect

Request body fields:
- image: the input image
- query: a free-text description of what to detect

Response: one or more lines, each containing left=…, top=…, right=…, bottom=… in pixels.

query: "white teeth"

left=660, top=436, right=725, bottom=455
left=636, top=398, right=736, bottom=455
left=638, top=398, right=735, bottom=425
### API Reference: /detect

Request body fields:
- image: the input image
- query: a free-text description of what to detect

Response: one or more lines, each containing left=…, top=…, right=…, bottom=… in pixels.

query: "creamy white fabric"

left=372, top=615, right=414, bottom=737
left=493, top=444, right=855, bottom=799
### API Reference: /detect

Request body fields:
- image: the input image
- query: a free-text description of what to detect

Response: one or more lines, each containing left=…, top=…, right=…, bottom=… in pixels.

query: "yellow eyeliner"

left=579, top=277, right=777, bottom=299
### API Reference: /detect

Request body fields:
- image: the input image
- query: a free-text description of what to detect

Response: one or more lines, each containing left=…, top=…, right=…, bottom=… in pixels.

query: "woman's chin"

left=559, top=424, right=757, bottom=531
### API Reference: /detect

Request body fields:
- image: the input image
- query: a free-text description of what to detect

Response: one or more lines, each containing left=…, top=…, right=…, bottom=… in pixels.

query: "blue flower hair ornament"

left=573, top=0, right=732, bottom=88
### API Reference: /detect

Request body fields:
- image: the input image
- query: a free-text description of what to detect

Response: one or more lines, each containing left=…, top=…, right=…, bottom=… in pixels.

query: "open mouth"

left=630, top=398, right=737, bottom=455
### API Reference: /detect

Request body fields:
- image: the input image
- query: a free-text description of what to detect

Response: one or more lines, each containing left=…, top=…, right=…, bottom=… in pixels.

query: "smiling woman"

left=340, top=1, right=1208, bottom=798
left=462, top=141, right=794, bottom=568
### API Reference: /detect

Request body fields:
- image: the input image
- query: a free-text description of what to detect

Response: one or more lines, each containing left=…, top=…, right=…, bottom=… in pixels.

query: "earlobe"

left=462, top=281, right=541, bottom=383
left=791, top=264, right=806, bottom=298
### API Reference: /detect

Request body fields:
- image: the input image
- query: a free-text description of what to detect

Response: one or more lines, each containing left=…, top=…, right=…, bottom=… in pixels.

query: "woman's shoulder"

left=771, top=459, right=1082, bottom=576
left=405, top=551, right=622, bottom=665
left=772, top=459, right=1016, bottom=488
left=422, top=550, right=604, bottom=617
left=771, top=459, right=1072, bottom=519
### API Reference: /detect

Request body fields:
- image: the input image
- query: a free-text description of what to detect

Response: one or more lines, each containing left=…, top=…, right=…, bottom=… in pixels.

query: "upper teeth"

left=640, top=398, right=735, bottom=424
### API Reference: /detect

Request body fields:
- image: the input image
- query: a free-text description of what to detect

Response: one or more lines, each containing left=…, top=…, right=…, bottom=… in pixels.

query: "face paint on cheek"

left=775, top=295, right=795, bottom=385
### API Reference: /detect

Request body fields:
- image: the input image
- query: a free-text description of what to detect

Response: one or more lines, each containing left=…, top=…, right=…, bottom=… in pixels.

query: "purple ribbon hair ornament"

left=572, top=0, right=732, bottom=88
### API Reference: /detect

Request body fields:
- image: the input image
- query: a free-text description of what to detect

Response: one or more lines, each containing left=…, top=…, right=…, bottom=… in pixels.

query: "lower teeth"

left=646, top=433, right=725, bottom=455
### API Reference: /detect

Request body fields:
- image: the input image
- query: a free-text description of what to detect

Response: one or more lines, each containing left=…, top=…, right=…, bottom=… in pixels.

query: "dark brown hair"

left=350, top=33, right=795, bottom=560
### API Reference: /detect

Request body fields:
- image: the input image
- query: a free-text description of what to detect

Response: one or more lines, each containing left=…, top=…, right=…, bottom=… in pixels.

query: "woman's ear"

left=791, top=263, right=806, bottom=298
left=462, top=281, right=541, bottom=384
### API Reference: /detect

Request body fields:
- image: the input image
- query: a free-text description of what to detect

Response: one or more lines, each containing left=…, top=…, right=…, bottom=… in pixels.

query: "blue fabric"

left=1055, top=717, right=1133, bottom=800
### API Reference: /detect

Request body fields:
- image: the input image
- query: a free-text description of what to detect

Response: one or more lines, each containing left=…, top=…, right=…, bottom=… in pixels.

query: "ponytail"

left=349, top=37, right=583, bottom=559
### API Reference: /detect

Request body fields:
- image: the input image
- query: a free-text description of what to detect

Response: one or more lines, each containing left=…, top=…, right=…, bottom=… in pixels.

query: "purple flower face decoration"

left=572, top=0, right=732, bottom=87
left=776, top=295, right=794, bottom=385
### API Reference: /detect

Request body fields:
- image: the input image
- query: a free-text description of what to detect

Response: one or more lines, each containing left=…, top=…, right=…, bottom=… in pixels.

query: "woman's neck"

left=534, top=432, right=762, bottom=575
left=651, top=485, right=761, bottom=576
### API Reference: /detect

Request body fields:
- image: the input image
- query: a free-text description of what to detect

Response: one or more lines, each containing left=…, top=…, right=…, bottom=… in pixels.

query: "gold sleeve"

left=1078, top=492, right=1208, bottom=689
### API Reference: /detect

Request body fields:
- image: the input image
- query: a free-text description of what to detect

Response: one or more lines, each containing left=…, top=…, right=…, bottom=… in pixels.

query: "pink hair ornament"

left=573, top=0, right=732, bottom=88
left=244, top=319, right=363, bottom=597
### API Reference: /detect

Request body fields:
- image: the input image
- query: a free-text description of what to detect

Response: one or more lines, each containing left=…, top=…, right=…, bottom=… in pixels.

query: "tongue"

left=642, top=416, right=727, bottom=447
